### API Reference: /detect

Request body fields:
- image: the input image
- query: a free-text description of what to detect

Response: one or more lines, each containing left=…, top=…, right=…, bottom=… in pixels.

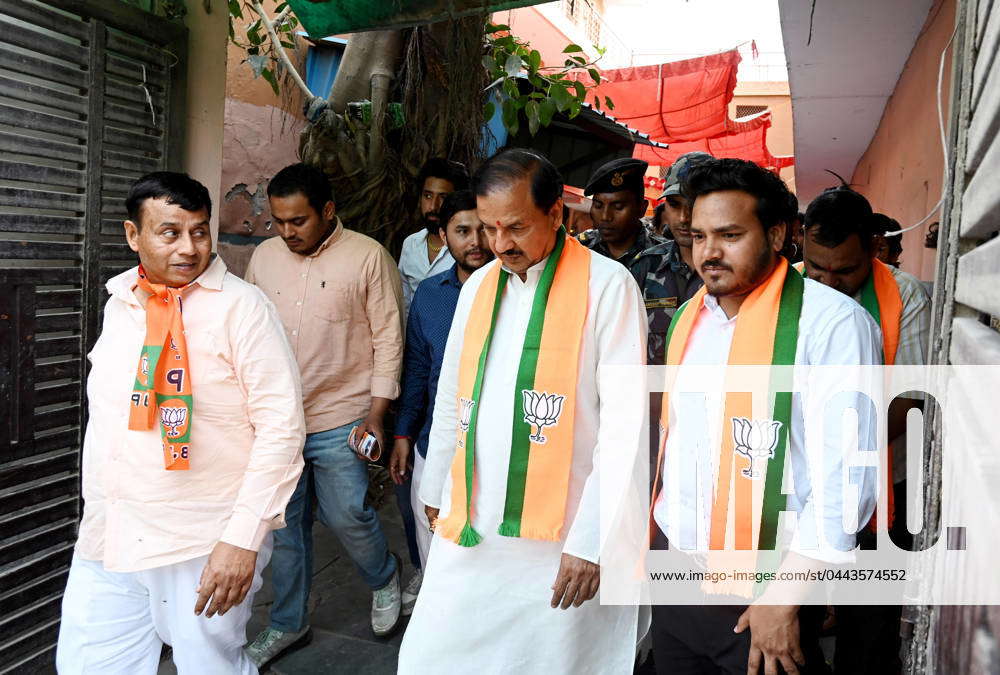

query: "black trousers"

left=651, top=604, right=828, bottom=675
left=832, top=481, right=911, bottom=675
left=648, top=530, right=828, bottom=674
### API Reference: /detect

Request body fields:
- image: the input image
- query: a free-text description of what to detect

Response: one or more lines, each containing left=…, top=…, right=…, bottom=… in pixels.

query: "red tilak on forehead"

left=496, top=219, right=502, bottom=226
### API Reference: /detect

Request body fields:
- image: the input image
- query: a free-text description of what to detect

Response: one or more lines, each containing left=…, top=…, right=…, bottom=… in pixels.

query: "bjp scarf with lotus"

left=653, top=257, right=804, bottom=597
left=439, top=228, right=590, bottom=547
left=127, top=265, right=194, bottom=470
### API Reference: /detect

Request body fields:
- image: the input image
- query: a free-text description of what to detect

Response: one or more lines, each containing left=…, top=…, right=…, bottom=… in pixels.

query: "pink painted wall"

left=850, top=0, right=954, bottom=281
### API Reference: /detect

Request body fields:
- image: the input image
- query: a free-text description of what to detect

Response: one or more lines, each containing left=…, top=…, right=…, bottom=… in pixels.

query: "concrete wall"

left=180, top=0, right=229, bottom=245
left=732, top=81, right=796, bottom=193
left=849, top=0, right=954, bottom=281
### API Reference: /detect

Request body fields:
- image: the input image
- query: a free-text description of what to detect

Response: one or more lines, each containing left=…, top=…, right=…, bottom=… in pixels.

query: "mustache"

left=499, top=248, right=524, bottom=257
left=701, top=259, right=732, bottom=272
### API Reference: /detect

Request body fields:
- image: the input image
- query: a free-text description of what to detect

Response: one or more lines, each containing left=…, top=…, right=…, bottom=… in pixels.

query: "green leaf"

left=573, top=80, right=587, bottom=99
left=504, top=52, right=521, bottom=78
left=261, top=68, right=279, bottom=96
left=539, top=98, right=557, bottom=126
left=593, top=95, right=601, bottom=110
left=502, top=97, right=520, bottom=135
left=503, top=78, right=519, bottom=98
left=275, top=2, right=288, bottom=11
left=588, top=68, right=601, bottom=85
left=549, top=82, right=572, bottom=112
left=228, top=0, right=242, bottom=18
left=487, top=23, right=510, bottom=33
left=528, top=73, right=544, bottom=89
left=568, top=100, right=582, bottom=119
left=605, top=96, right=615, bottom=111
left=483, top=100, right=496, bottom=120
left=572, top=55, right=587, bottom=65
left=564, top=59, right=577, bottom=68
left=247, top=19, right=262, bottom=46
left=528, top=49, right=541, bottom=72
left=526, top=100, right=540, bottom=136
left=563, top=43, right=584, bottom=53
left=280, top=40, right=295, bottom=49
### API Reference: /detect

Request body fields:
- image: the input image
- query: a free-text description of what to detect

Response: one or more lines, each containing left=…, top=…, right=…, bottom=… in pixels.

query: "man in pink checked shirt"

left=56, top=172, right=305, bottom=674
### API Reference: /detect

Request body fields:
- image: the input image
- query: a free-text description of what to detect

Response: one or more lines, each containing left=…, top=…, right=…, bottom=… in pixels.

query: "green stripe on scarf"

left=757, top=267, right=803, bottom=550
left=499, top=229, right=567, bottom=537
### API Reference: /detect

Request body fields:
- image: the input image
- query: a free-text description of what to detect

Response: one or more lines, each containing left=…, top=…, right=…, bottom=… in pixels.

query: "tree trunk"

left=327, top=30, right=404, bottom=112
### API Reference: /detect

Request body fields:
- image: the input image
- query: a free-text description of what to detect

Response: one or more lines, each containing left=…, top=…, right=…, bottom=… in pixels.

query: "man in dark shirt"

left=389, top=189, right=494, bottom=614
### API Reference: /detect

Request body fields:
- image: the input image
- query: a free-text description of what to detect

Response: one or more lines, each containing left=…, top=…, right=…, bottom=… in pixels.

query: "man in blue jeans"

left=243, top=164, right=405, bottom=667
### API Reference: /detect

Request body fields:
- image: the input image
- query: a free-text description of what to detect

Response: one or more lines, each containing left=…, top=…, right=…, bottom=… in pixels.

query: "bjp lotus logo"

left=522, top=390, right=565, bottom=444
left=458, top=397, right=475, bottom=432
left=732, top=417, right=782, bottom=479
left=160, top=406, right=188, bottom=437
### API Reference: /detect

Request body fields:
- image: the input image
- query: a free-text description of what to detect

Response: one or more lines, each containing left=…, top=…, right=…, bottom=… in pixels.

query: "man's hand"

left=194, top=541, right=258, bottom=618
left=735, top=604, right=804, bottom=674
left=550, top=553, right=599, bottom=609
left=354, top=397, right=390, bottom=461
left=424, top=505, right=440, bottom=532
left=390, top=437, right=412, bottom=484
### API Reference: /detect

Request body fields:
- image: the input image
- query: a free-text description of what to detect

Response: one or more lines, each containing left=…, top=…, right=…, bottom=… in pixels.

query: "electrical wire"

left=884, top=20, right=959, bottom=238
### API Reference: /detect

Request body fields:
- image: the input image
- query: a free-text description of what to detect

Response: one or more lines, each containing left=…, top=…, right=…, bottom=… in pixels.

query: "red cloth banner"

left=633, top=112, right=795, bottom=171
left=576, top=50, right=768, bottom=144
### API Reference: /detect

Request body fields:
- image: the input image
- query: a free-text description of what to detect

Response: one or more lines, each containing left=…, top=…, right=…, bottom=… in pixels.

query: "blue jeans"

left=268, top=421, right=397, bottom=633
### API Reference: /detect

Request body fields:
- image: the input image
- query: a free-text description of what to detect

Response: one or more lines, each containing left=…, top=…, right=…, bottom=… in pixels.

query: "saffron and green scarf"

left=127, top=265, right=195, bottom=470
left=796, top=258, right=902, bottom=528
left=438, top=228, right=591, bottom=547
left=653, top=258, right=803, bottom=596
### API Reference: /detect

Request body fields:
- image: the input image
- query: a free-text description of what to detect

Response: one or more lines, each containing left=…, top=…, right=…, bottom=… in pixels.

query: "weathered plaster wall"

left=732, top=81, right=796, bottom=193
left=850, top=0, right=954, bottom=281
left=219, top=3, right=307, bottom=276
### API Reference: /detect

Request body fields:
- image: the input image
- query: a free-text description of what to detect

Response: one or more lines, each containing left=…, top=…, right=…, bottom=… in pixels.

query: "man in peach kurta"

left=57, top=172, right=305, bottom=674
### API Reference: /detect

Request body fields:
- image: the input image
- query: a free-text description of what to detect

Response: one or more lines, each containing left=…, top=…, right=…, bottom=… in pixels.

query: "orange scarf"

left=795, top=259, right=902, bottom=527
left=653, top=258, right=803, bottom=597
left=128, top=266, right=194, bottom=470
left=439, top=229, right=591, bottom=546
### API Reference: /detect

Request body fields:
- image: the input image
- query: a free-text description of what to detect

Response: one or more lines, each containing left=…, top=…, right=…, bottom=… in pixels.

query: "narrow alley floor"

left=158, top=503, right=413, bottom=675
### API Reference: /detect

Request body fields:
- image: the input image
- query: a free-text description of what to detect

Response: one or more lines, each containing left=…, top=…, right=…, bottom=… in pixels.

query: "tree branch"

left=252, top=0, right=313, bottom=101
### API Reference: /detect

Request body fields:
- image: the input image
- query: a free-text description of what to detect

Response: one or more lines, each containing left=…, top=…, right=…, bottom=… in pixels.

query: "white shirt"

left=398, top=229, right=455, bottom=313
left=419, top=246, right=647, bottom=562
left=653, top=278, right=882, bottom=564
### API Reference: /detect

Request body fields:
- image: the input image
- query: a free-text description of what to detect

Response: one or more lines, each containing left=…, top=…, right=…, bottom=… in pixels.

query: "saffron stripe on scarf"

left=500, top=230, right=565, bottom=537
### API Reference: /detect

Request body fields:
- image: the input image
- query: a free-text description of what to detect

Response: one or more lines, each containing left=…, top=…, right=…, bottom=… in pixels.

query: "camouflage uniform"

left=579, top=229, right=702, bottom=364
left=576, top=226, right=664, bottom=267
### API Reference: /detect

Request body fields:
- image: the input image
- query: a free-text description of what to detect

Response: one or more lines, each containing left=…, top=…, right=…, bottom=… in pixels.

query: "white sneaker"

left=244, top=626, right=312, bottom=669
left=371, top=553, right=402, bottom=637
left=401, top=568, right=423, bottom=616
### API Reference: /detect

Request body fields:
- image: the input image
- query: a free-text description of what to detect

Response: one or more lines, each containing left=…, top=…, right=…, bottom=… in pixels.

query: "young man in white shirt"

left=397, top=158, right=470, bottom=312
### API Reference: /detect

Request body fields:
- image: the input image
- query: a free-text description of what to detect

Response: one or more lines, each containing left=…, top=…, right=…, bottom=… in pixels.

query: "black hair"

left=437, top=189, right=478, bottom=232
left=886, top=234, right=903, bottom=257
left=680, top=158, right=796, bottom=231
left=869, top=212, right=900, bottom=235
left=803, top=185, right=875, bottom=249
left=418, top=158, right=470, bottom=192
left=125, top=171, right=211, bottom=228
left=267, top=163, right=335, bottom=215
left=474, top=149, right=563, bottom=214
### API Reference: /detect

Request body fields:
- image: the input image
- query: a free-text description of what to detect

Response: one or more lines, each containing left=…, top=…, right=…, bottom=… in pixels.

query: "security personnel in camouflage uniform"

left=579, top=156, right=705, bottom=364
left=634, top=152, right=713, bottom=363
left=577, top=158, right=663, bottom=264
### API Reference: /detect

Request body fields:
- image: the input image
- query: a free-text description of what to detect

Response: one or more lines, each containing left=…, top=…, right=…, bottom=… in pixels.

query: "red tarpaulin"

left=632, top=112, right=795, bottom=171
left=575, top=50, right=769, bottom=144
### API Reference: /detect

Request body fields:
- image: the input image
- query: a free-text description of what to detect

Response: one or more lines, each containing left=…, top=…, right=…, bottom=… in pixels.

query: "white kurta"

left=398, top=246, right=647, bottom=674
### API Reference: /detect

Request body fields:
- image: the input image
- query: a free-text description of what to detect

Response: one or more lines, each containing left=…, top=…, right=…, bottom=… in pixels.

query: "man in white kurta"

left=398, top=150, right=646, bottom=674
